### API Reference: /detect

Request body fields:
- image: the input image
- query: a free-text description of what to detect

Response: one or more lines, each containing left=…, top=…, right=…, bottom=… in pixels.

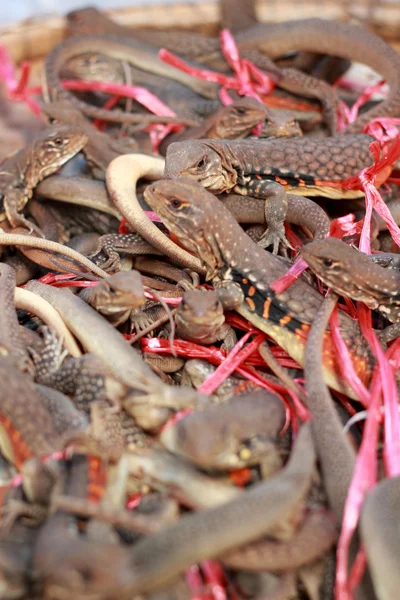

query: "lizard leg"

left=4, top=190, right=44, bottom=237
left=240, top=49, right=339, bottom=134
left=89, top=233, right=162, bottom=273
left=31, top=326, right=106, bottom=412
left=255, top=182, right=290, bottom=254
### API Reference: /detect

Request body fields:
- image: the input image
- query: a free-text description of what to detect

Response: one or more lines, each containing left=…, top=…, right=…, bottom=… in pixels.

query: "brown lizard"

left=126, top=446, right=240, bottom=510
left=25, top=279, right=201, bottom=410
left=143, top=178, right=374, bottom=400
left=116, top=423, right=316, bottom=597
left=159, top=389, right=285, bottom=474
left=164, top=135, right=383, bottom=252
left=78, top=270, right=146, bottom=326
left=300, top=237, right=400, bottom=339
left=159, top=97, right=302, bottom=154
left=360, top=476, right=400, bottom=600
left=0, top=263, right=32, bottom=373
left=105, top=153, right=205, bottom=273
left=65, top=13, right=400, bottom=132
left=221, top=507, right=338, bottom=573
left=0, top=356, right=63, bottom=469
left=36, top=175, right=121, bottom=219
left=44, top=35, right=218, bottom=126
left=0, top=232, right=109, bottom=278
left=220, top=191, right=330, bottom=242
left=175, top=288, right=237, bottom=351
left=0, top=125, right=88, bottom=234
left=304, top=292, right=356, bottom=523
left=42, top=101, right=139, bottom=179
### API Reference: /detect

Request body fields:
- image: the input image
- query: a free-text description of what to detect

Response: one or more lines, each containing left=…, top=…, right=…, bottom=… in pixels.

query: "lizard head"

left=144, top=178, right=236, bottom=279
left=164, top=140, right=237, bottom=193
left=27, top=125, right=88, bottom=184
left=176, top=289, right=225, bottom=333
left=63, top=53, right=124, bottom=84
left=300, top=237, right=400, bottom=308
left=88, top=271, right=145, bottom=315
left=261, top=108, right=303, bottom=139
left=209, top=98, right=267, bottom=140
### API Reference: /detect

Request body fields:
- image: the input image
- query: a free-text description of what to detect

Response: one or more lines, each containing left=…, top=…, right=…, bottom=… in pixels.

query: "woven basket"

left=1, top=0, right=400, bottom=68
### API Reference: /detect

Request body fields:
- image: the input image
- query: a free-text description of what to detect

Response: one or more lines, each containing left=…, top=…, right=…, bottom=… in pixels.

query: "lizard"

left=0, top=263, right=33, bottom=373
left=221, top=507, right=338, bottom=573
left=0, top=356, right=64, bottom=470
left=220, top=191, right=331, bottom=242
left=360, top=476, right=400, bottom=600
left=64, top=12, right=398, bottom=132
left=143, top=178, right=374, bottom=400
left=159, top=97, right=302, bottom=155
left=62, top=48, right=314, bottom=137
left=195, top=18, right=400, bottom=133
left=300, top=237, right=400, bottom=342
left=175, top=288, right=237, bottom=351
left=24, top=279, right=203, bottom=411
left=0, top=232, right=109, bottom=278
left=163, top=135, right=384, bottom=252
left=126, top=446, right=240, bottom=510
left=159, top=388, right=285, bottom=474
left=108, top=423, right=315, bottom=598
left=44, top=34, right=219, bottom=127
left=105, top=153, right=205, bottom=274
left=0, top=125, right=88, bottom=234
left=36, top=175, right=121, bottom=218
left=78, top=269, right=146, bottom=326
left=41, top=101, right=139, bottom=179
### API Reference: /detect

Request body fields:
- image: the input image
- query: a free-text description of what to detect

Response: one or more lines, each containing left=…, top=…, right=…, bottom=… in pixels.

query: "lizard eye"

left=322, top=258, right=334, bottom=268
left=235, top=107, right=247, bottom=116
left=52, top=137, right=64, bottom=146
left=170, top=198, right=183, bottom=209
left=196, top=157, right=207, bottom=170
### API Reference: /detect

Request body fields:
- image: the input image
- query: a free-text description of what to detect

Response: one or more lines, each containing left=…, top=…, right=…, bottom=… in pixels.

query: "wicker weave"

left=0, top=0, right=399, bottom=66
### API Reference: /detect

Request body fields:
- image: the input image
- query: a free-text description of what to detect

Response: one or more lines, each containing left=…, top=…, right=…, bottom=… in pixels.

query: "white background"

left=1, top=1, right=203, bottom=25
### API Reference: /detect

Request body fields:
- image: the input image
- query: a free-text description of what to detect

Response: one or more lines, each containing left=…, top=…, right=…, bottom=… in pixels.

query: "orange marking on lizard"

left=262, top=299, right=271, bottom=319
left=279, top=315, right=292, bottom=327
left=245, top=297, right=256, bottom=311
left=87, top=455, right=107, bottom=504
left=248, top=286, right=256, bottom=297
left=0, top=413, right=32, bottom=470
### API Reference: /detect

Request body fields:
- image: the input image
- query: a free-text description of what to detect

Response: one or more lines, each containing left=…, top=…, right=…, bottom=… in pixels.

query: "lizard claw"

left=257, top=225, right=292, bottom=255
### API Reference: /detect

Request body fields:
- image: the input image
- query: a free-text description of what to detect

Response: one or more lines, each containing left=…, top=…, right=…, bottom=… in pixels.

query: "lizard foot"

left=8, top=213, right=45, bottom=238
left=0, top=500, right=47, bottom=537
left=257, top=226, right=292, bottom=255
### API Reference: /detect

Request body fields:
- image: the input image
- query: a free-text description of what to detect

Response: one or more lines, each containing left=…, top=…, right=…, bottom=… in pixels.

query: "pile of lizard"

left=0, top=1, right=400, bottom=598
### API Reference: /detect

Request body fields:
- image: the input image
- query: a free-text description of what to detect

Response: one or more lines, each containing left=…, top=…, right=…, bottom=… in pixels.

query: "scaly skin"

left=144, top=178, right=374, bottom=400
left=0, top=263, right=32, bottom=373
left=361, top=477, right=400, bottom=600
left=79, top=271, right=146, bottom=318
left=65, top=12, right=400, bottom=132
left=164, top=136, right=380, bottom=198
left=44, top=35, right=218, bottom=126
left=0, top=125, right=88, bottom=232
left=0, top=357, right=61, bottom=468
left=301, top=237, right=400, bottom=323
left=160, top=389, right=285, bottom=472
left=175, top=288, right=237, bottom=350
left=164, top=135, right=386, bottom=252
left=160, top=97, right=297, bottom=155
left=42, top=101, right=139, bottom=177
